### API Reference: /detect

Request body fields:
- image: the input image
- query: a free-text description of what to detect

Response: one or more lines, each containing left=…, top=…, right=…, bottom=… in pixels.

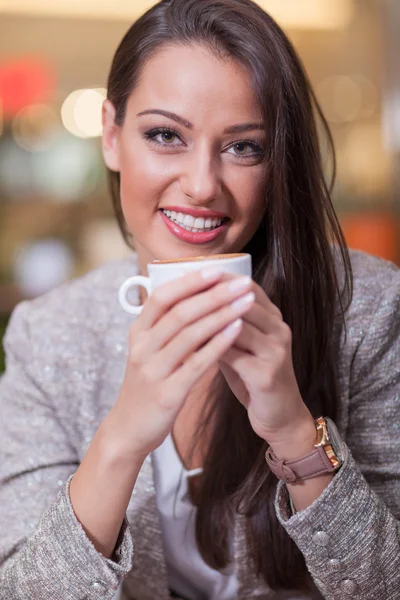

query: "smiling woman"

left=0, top=1, right=399, bottom=600
left=103, top=42, right=269, bottom=267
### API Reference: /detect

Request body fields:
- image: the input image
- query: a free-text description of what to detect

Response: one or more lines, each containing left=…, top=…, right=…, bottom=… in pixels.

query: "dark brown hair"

left=106, top=0, right=353, bottom=593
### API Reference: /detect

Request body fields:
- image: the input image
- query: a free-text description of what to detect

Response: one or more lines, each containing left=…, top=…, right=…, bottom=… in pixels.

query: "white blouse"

left=152, top=434, right=238, bottom=600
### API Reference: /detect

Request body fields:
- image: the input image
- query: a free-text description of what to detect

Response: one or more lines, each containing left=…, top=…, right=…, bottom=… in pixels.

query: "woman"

left=0, top=0, right=399, bottom=598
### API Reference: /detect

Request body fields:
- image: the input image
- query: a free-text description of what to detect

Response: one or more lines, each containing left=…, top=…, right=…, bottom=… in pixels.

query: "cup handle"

left=118, top=276, right=151, bottom=315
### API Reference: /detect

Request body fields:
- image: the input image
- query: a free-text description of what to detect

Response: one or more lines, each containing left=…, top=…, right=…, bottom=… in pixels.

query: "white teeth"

left=162, top=210, right=225, bottom=232
left=194, top=217, right=205, bottom=229
left=183, top=214, right=195, bottom=227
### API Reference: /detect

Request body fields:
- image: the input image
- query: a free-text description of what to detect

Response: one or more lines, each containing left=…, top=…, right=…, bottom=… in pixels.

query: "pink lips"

left=160, top=210, right=229, bottom=244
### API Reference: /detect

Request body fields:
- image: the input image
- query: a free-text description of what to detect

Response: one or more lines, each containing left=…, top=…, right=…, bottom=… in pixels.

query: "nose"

left=180, top=146, right=221, bottom=205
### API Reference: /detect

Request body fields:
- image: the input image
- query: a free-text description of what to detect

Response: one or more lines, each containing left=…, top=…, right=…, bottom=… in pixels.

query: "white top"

left=152, top=434, right=238, bottom=600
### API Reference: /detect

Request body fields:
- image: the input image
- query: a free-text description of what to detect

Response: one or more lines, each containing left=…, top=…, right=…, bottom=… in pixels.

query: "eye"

left=226, top=141, right=265, bottom=159
left=233, top=142, right=250, bottom=155
left=159, top=131, right=177, bottom=144
left=143, top=127, right=183, bottom=146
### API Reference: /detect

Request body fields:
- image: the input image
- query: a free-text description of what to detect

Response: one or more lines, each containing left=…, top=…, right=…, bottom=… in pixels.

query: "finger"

left=220, top=274, right=283, bottom=320
left=153, top=291, right=255, bottom=378
left=142, top=275, right=253, bottom=355
left=220, top=345, right=273, bottom=389
left=137, top=267, right=225, bottom=330
left=240, top=303, right=282, bottom=335
left=169, top=318, right=244, bottom=395
left=247, top=279, right=283, bottom=319
left=232, top=320, right=263, bottom=354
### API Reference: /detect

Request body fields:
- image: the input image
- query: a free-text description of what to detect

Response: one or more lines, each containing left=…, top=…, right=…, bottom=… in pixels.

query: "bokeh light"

left=61, top=88, right=107, bottom=138
left=14, top=239, right=74, bottom=298
left=317, top=75, right=378, bottom=124
left=12, top=103, right=60, bottom=152
left=0, top=57, right=56, bottom=117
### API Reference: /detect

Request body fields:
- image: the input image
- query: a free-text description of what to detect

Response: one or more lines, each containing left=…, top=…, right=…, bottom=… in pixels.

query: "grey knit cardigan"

left=0, top=250, right=399, bottom=600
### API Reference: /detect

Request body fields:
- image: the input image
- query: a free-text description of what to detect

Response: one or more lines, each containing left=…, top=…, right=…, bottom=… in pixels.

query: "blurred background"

left=0, top=0, right=400, bottom=371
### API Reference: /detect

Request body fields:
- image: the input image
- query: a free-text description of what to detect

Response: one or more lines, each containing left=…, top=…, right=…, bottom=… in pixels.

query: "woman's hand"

left=218, top=275, right=316, bottom=458
left=109, top=269, right=256, bottom=460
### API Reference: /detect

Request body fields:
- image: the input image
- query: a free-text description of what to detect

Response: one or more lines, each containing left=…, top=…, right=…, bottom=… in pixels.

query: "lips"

left=159, top=209, right=229, bottom=245
left=161, top=209, right=225, bottom=231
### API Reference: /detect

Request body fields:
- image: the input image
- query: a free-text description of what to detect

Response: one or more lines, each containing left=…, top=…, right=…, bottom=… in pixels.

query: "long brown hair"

left=106, top=0, right=353, bottom=593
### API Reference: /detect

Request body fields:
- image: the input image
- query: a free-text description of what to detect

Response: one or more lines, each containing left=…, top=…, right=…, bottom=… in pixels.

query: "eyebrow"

left=137, top=109, right=264, bottom=134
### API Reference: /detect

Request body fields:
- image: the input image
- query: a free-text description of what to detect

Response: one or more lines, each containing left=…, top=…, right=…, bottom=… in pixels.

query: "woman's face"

left=103, top=43, right=267, bottom=273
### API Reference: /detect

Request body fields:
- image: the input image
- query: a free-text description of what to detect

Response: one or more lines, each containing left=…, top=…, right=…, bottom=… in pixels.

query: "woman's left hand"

left=218, top=274, right=316, bottom=456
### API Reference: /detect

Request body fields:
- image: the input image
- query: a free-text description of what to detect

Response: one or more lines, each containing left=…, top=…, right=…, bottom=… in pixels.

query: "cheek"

left=229, top=166, right=265, bottom=218
left=118, top=146, right=178, bottom=227
left=120, top=150, right=170, bottom=199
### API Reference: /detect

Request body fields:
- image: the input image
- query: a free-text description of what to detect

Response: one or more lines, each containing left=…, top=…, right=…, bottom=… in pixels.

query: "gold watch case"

left=314, top=416, right=343, bottom=470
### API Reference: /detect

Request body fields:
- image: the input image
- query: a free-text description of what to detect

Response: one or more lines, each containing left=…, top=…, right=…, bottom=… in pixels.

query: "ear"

left=102, top=99, right=121, bottom=172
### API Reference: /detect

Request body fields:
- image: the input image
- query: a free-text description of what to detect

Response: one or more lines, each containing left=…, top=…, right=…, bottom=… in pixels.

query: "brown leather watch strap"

left=265, top=445, right=337, bottom=483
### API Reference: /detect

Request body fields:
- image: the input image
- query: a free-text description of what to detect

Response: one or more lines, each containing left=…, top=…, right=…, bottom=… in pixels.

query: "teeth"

left=183, top=214, right=195, bottom=227
left=162, top=210, right=224, bottom=231
left=194, top=217, right=205, bottom=229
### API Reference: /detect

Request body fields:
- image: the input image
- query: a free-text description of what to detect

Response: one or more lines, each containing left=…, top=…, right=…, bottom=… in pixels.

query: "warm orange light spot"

left=0, top=57, right=56, bottom=117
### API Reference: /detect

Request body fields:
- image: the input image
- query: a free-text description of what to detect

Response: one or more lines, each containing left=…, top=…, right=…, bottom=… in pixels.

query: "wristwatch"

left=265, top=417, right=343, bottom=484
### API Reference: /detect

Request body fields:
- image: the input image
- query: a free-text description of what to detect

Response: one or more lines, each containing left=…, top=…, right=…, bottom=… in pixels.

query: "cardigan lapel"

left=122, top=454, right=171, bottom=600
left=234, top=512, right=273, bottom=599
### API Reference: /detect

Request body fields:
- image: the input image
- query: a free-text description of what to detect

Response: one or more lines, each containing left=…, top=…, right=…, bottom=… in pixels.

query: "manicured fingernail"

left=229, top=276, right=251, bottom=292
left=232, top=292, right=255, bottom=310
left=201, top=267, right=223, bottom=280
left=223, top=318, right=243, bottom=337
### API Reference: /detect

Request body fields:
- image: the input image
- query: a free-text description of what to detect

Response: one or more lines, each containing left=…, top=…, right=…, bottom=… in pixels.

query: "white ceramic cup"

left=118, top=253, right=252, bottom=315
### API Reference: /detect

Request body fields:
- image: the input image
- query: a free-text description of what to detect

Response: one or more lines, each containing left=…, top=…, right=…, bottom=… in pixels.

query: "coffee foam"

left=153, top=253, right=247, bottom=265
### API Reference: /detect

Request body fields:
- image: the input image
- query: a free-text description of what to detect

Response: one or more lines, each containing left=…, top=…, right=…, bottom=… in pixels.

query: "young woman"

left=0, top=1, right=399, bottom=599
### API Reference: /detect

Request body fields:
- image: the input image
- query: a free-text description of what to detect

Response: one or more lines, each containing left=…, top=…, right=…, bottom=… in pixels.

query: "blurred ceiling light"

left=0, top=0, right=154, bottom=19
left=0, top=0, right=354, bottom=29
left=352, top=75, right=378, bottom=119
left=342, top=123, right=390, bottom=196
left=332, top=77, right=363, bottom=122
left=317, top=75, right=377, bottom=124
left=12, top=103, right=60, bottom=152
left=258, top=0, right=354, bottom=29
left=61, top=88, right=106, bottom=139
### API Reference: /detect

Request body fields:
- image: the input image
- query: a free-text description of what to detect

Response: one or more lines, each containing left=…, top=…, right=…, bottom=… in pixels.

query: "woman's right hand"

left=107, top=268, right=255, bottom=460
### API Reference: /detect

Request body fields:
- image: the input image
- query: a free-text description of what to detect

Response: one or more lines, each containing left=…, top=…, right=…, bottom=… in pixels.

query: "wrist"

left=267, top=414, right=317, bottom=461
left=99, top=410, right=149, bottom=468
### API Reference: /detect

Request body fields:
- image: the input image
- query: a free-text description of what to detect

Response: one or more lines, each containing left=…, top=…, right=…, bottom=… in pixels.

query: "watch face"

left=325, top=417, right=344, bottom=463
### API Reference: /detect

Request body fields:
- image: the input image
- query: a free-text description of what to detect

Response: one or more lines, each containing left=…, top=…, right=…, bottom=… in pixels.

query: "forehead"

left=126, top=43, right=262, bottom=126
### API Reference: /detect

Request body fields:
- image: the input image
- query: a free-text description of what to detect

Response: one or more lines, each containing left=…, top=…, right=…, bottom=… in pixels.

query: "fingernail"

left=232, top=292, right=255, bottom=310
left=229, top=276, right=251, bottom=292
left=223, top=318, right=242, bottom=337
left=201, top=267, right=223, bottom=280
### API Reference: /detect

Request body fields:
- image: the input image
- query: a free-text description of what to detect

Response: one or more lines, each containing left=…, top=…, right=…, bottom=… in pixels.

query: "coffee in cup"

left=152, top=253, right=247, bottom=264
